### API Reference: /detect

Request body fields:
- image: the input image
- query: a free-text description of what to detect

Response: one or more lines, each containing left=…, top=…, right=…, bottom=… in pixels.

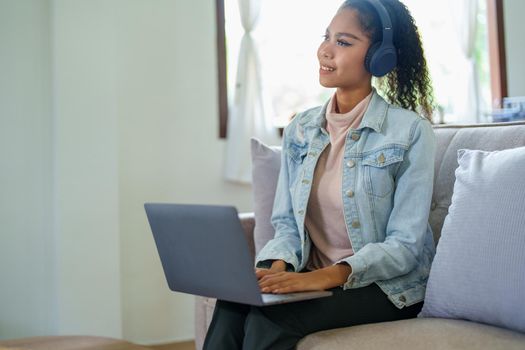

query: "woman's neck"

left=334, top=86, right=373, bottom=114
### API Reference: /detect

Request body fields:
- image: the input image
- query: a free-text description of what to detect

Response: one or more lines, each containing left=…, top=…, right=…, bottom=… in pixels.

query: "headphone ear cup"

left=364, top=42, right=381, bottom=75
left=366, top=43, right=397, bottom=77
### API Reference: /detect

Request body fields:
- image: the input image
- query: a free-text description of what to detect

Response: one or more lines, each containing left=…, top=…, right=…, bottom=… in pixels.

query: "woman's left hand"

left=258, top=271, right=327, bottom=294
left=258, top=263, right=352, bottom=293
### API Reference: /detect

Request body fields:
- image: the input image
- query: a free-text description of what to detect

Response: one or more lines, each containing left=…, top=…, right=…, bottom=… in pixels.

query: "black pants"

left=203, top=283, right=423, bottom=350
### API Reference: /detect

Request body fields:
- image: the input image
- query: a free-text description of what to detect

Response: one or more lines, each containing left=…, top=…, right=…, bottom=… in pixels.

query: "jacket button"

left=346, top=160, right=355, bottom=168
left=302, top=179, right=310, bottom=184
left=346, top=190, right=354, bottom=198
left=351, top=133, right=360, bottom=141
left=298, top=210, right=305, bottom=215
left=431, top=201, right=437, bottom=210
left=351, top=220, right=360, bottom=228
left=399, top=295, right=406, bottom=303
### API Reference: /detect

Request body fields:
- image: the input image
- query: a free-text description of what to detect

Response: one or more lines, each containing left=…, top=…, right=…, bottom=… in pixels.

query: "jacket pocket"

left=362, top=147, right=405, bottom=198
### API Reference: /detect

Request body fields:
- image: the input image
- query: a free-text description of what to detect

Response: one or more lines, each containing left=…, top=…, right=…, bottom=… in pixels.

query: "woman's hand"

left=255, top=260, right=287, bottom=280
left=259, top=270, right=327, bottom=294
left=258, top=264, right=352, bottom=294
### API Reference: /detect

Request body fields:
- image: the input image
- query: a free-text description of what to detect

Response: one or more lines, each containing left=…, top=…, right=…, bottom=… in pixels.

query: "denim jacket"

left=255, top=90, right=436, bottom=309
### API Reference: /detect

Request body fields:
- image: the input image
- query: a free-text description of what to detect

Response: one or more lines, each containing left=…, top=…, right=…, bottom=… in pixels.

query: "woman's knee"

left=243, top=307, right=303, bottom=350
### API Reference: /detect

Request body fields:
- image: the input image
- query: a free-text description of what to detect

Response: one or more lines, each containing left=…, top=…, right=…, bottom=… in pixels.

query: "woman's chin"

left=319, top=78, right=336, bottom=88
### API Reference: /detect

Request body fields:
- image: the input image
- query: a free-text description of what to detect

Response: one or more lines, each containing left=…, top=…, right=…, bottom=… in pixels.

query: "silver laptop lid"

left=144, top=203, right=263, bottom=305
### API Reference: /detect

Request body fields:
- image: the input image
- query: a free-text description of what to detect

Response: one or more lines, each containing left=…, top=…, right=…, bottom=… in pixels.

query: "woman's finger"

left=255, top=269, right=270, bottom=279
left=274, top=285, right=298, bottom=294
left=267, top=279, right=302, bottom=294
left=256, top=267, right=288, bottom=279
left=259, top=277, right=289, bottom=290
left=258, top=271, right=287, bottom=283
left=259, top=272, right=289, bottom=286
left=262, top=279, right=296, bottom=292
left=260, top=274, right=301, bottom=291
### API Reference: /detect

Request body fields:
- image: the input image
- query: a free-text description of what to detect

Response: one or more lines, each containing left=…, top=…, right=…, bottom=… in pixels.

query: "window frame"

left=487, top=0, right=507, bottom=108
left=216, top=0, right=228, bottom=138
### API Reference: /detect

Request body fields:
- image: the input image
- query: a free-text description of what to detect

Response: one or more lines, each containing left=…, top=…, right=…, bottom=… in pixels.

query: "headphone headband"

left=363, top=0, right=397, bottom=77
left=367, top=0, right=393, bottom=43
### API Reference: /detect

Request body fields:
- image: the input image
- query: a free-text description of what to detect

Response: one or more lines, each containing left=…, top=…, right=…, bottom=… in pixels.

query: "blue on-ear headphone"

left=363, top=0, right=397, bottom=77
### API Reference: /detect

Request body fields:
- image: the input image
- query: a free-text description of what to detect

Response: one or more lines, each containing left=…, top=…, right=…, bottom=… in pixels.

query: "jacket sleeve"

left=338, top=118, right=436, bottom=288
left=255, top=122, right=303, bottom=272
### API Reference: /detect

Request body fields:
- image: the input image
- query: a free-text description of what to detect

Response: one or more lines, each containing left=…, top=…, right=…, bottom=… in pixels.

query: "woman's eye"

left=322, top=34, right=351, bottom=47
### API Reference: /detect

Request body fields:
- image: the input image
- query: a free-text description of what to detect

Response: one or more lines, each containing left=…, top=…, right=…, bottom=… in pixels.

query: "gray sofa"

left=195, top=121, right=525, bottom=349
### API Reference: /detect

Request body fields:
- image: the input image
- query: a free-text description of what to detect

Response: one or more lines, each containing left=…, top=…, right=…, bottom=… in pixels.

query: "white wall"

left=0, top=0, right=56, bottom=338
left=116, top=0, right=252, bottom=344
left=0, top=0, right=252, bottom=344
left=52, top=0, right=122, bottom=337
left=504, top=0, right=525, bottom=97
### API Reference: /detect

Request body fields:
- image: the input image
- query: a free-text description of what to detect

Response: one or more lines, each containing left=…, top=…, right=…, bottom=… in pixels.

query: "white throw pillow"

left=250, top=138, right=282, bottom=255
left=419, top=146, right=525, bottom=333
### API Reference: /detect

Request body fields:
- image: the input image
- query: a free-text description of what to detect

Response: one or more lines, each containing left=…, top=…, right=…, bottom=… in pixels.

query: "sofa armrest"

left=238, top=212, right=256, bottom=260
left=194, top=212, right=256, bottom=350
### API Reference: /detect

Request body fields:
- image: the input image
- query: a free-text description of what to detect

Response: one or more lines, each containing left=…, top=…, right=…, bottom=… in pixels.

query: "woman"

left=204, top=0, right=436, bottom=349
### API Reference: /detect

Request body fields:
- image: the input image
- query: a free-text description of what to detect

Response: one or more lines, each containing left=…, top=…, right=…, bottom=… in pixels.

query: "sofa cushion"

left=297, top=318, right=525, bottom=350
left=250, top=138, right=281, bottom=255
left=430, top=122, right=525, bottom=244
left=419, top=147, right=525, bottom=333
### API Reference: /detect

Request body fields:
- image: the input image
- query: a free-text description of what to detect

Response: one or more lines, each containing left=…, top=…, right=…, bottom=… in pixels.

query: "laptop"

left=144, top=203, right=333, bottom=306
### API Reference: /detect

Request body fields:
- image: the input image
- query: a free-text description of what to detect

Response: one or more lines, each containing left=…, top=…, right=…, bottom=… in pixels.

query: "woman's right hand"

left=255, top=260, right=287, bottom=280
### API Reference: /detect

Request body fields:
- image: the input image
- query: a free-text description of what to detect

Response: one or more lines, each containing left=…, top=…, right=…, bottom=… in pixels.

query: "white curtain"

left=223, top=0, right=280, bottom=184
left=448, top=0, right=479, bottom=123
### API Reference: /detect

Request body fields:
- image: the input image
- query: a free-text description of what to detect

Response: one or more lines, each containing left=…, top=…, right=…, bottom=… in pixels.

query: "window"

left=217, top=0, right=506, bottom=137
left=402, top=0, right=491, bottom=123
left=224, top=0, right=342, bottom=130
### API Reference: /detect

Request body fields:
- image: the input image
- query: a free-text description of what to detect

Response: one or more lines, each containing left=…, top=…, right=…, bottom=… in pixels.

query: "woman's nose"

left=318, top=43, right=332, bottom=59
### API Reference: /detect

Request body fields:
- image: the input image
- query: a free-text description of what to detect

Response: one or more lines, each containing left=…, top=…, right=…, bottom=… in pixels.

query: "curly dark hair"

left=340, top=0, right=434, bottom=120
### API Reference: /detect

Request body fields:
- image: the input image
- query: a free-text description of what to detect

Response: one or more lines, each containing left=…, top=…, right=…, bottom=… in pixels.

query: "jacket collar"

left=299, top=88, right=388, bottom=133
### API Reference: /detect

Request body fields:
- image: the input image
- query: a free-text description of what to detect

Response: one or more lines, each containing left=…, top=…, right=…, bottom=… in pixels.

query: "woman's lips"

left=319, top=65, right=335, bottom=75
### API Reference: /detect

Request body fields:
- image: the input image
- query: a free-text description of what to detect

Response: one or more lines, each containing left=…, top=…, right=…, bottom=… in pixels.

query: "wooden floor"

left=150, top=341, right=195, bottom=350
left=0, top=337, right=196, bottom=350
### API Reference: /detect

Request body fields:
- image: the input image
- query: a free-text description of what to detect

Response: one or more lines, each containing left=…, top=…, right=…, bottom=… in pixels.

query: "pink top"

left=305, top=91, right=373, bottom=270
